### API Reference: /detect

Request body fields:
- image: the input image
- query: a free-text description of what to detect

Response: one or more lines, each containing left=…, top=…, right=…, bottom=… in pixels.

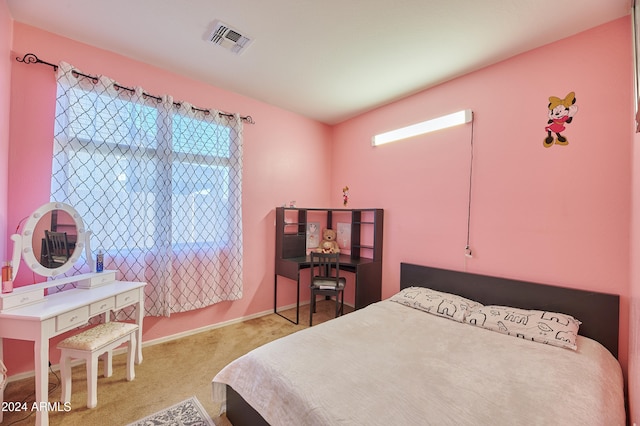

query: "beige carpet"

left=2, top=300, right=350, bottom=425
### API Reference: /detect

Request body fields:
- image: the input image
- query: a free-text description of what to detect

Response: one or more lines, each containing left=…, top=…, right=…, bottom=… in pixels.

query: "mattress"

left=212, top=298, right=625, bottom=425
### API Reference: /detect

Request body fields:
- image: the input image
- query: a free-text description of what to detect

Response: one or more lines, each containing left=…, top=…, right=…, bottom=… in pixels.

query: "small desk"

left=0, top=280, right=145, bottom=426
left=274, top=254, right=381, bottom=324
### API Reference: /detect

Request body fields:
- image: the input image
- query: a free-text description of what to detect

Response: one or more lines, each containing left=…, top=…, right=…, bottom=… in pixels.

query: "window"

left=51, top=62, right=243, bottom=316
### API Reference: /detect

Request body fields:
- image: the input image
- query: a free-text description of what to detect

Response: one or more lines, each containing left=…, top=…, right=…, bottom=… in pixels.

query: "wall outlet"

left=464, top=246, right=473, bottom=258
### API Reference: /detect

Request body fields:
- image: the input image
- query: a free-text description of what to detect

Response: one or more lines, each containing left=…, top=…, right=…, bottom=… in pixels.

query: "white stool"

left=57, top=322, right=138, bottom=408
left=0, top=359, right=7, bottom=423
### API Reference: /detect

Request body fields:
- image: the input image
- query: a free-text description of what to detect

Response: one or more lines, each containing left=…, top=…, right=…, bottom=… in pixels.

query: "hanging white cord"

left=464, top=115, right=475, bottom=270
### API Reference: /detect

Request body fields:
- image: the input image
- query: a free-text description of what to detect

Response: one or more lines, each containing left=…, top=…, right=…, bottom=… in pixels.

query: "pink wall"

left=5, top=22, right=332, bottom=376
left=631, top=127, right=640, bottom=426
left=3, top=14, right=637, bottom=422
left=332, top=16, right=632, bottom=380
left=0, top=1, right=12, bottom=264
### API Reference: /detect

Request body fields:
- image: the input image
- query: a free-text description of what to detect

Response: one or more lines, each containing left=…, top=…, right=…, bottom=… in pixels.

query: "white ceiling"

left=6, top=0, right=632, bottom=125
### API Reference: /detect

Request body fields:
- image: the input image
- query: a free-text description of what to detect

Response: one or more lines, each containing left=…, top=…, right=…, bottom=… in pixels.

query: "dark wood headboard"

left=400, top=263, right=620, bottom=358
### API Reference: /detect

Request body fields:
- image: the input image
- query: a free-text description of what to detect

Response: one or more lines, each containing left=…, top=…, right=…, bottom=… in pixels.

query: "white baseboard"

left=5, top=304, right=295, bottom=384
left=5, top=299, right=349, bottom=384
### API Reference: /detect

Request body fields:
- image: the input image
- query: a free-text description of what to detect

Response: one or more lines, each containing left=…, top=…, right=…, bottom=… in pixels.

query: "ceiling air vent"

left=208, top=20, right=252, bottom=55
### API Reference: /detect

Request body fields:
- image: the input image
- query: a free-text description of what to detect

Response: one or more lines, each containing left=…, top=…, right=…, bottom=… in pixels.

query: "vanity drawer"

left=77, top=271, right=117, bottom=289
left=56, top=306, right=89, bottom=332
left=115, top=289, right=139, bottom=309
left=90, top=298, right=115, bottom=315
left=0, top=288, right=44, bottom=311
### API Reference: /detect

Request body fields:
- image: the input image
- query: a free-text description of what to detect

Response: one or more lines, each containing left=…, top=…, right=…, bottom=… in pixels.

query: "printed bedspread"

left=212, top=299, right=625, bottom=426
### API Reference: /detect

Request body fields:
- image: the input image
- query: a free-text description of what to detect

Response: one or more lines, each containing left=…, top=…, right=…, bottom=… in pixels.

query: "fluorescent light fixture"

left=372, top=109, right=473, bottom=146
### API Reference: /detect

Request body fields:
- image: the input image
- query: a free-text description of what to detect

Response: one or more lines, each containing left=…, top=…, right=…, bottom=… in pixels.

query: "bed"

left=211, top=263, right=625, bottom=425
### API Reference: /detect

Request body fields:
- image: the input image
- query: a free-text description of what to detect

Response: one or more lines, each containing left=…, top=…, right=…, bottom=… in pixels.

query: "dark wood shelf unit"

left=274, top=207, right=384, bottom=324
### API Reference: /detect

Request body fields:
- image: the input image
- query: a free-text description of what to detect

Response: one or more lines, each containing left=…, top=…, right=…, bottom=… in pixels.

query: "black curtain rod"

left=16, top=53, right=255, bottom=124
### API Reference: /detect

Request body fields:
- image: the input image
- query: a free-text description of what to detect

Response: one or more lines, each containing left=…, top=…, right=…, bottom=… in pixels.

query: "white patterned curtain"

left=51, top=62, right=243, bottom=317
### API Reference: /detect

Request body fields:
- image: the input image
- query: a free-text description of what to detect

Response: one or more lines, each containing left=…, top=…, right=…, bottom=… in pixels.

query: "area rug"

left=126, top=396, right=215, bottom=426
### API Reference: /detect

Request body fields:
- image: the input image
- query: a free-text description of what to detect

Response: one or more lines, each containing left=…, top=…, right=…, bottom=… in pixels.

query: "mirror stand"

left=1, top=202, right=116, bottom=312
left=9, top=230, right=96, bottom=281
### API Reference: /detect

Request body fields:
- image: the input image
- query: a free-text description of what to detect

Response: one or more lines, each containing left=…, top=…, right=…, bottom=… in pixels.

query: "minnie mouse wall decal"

left=544, top=92, right=578, bottom=148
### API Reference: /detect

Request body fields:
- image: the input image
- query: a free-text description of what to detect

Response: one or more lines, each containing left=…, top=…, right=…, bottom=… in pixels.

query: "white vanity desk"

left=0, top=276, right=145, bottom=426
left=0, top=202, right=146, bottom=426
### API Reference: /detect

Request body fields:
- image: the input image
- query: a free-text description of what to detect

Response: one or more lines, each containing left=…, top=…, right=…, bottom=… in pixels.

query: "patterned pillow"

left=465, top=305, right=582, bottom=350
left=390, top=287, right=482, bottom=322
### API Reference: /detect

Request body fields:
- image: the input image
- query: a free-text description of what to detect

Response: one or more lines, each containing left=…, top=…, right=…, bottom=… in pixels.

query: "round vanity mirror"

left=15, top=202, right=88, bottom=278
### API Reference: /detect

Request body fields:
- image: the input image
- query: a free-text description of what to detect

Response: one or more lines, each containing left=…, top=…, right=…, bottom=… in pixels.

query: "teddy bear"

left=316, top=228, right=340, bottom=253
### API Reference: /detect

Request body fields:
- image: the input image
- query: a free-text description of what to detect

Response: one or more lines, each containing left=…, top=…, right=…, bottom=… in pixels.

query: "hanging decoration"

left=343, top=186, right=349, bottom=207
left=543, top=92, right=578, bottom=148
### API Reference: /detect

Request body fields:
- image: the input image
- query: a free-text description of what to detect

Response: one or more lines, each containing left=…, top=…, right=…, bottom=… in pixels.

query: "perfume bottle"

left=1, top=261, right=13, bottom=294
left=96, top=250, right=104, bottom=273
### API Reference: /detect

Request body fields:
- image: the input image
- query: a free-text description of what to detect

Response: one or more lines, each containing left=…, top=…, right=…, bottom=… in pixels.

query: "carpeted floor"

left=2, top=300, right=350, bottom=425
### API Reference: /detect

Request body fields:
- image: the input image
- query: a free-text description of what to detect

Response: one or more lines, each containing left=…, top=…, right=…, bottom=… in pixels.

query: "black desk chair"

left=309, top=252, right=346, bottom=326
left=44, top=230, right=71, bottom=268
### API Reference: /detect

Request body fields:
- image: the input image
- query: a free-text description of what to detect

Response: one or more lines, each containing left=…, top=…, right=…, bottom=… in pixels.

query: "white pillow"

left=465, top=305, right=581, bottom=350
left=390, top=287, right=482, bottom=322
